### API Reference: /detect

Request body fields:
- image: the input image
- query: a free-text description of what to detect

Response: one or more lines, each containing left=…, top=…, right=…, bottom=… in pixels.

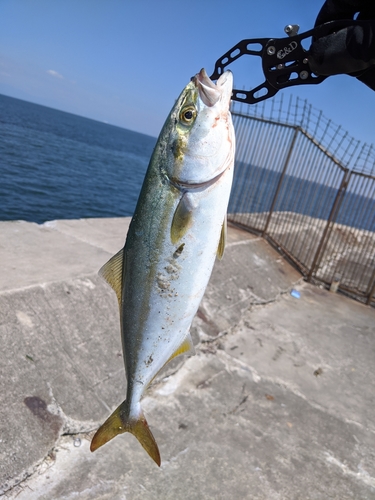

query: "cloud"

left=47, top=69, right=64, bottom=79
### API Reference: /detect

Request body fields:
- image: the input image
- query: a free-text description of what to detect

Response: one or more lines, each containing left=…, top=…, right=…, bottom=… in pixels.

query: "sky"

left=0, top=0, right=374, bottom=145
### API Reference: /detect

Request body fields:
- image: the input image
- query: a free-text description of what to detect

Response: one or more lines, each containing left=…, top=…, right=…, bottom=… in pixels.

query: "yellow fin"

left=217, top=214, right=227, bottom=260
left=98, top=248, right=124, bottom=306
left=171, top=194, right=193, bottom=244
left=167, top=334, right=195, bottom=363
left=90, top=400, right=161, bottom=466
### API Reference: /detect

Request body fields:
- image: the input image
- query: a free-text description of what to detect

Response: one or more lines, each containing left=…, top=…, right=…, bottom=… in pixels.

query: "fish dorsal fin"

left=217, top=214, right=227, bottom=260
left=168, top=333, right=195, bottom=363
left=171, top=194, right=193, bottom=244
left=98, top=248, right=124, bottom=306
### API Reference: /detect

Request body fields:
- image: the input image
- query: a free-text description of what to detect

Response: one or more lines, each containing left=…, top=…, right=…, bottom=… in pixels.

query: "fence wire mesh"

left=229, top=95, right=375, bottom=305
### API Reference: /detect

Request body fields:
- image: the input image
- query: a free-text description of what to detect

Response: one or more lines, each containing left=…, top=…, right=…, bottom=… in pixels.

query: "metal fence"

left=228, top=95, right=375, bottom=306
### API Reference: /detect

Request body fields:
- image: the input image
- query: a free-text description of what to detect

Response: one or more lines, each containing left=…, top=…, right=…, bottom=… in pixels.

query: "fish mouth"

left=193, top=68, right=233, bottom=107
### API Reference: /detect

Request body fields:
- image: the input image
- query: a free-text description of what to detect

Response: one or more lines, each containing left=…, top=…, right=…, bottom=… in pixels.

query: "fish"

left=90, top=68, right=235, bottom=466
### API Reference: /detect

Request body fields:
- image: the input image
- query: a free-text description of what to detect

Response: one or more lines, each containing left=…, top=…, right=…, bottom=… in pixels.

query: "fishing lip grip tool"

left=210, top=20, right=365, bottom=105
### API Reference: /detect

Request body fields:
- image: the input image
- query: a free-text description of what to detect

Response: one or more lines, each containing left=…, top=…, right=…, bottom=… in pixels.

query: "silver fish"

left=90, top=69, right=235, bottom=465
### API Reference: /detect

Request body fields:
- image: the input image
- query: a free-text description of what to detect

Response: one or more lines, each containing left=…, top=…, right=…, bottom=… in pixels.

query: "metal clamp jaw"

left=210, top=20, right=362, bottom=104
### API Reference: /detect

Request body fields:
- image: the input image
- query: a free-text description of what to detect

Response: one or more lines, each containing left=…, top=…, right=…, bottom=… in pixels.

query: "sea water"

left=0, top=94, right=156, bottom=224
left=1, top=94, right=373, bottom=231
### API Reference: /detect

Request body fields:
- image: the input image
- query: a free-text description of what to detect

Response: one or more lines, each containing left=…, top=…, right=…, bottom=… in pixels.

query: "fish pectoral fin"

left=168, top=333, right=195, bottom=363
left=217, top=214, right=227, bottom=260
left=90, top=400, right=161, bottom=467
left=98, top=248, right=124, bottom=306
left=171, top=193, right=194, bottom=244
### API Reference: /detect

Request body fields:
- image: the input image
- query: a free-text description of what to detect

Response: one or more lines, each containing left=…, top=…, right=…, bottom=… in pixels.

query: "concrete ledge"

left=1, top=218, right=374, bottom=499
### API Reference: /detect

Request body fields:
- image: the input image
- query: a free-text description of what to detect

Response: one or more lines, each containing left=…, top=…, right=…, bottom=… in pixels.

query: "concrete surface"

left=0, top=217, right=374, bottom=499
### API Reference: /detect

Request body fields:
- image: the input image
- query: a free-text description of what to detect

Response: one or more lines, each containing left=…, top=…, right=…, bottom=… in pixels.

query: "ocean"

left=0, top=93, right=373, bottom=232
left=0, top=94, right=156, bottom=223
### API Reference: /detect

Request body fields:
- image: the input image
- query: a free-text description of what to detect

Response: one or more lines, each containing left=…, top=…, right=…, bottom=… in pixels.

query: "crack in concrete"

left=45, top=384, right=97, bottom=436
left=1, top=384, right=98, bottom=497
left=324, top=452, right=375, bottom=489
left=1, top=432, right=95, bottom=498
left=217, top=340, right=375, bottom=440
left=160, top=447, right=189, bottom=469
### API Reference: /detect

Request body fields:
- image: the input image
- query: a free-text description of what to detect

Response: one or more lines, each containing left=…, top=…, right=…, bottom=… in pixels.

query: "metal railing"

left=228, top=95, right=375, bottom=305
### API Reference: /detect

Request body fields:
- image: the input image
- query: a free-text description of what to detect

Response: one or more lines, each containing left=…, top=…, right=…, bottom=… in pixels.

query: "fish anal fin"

left=171, top=194, right=194, bottom=244
left=90, top=400, right=161, bottom=467
left=99, top=248, right=124, bottom=306
left=217, top=214, right=227, bottom=260
left=167, top=333, right=195, bottom=363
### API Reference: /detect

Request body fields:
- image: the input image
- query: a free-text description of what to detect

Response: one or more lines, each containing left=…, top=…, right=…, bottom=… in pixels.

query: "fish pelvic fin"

left=90, top=400, right=161, bottom=467
left=171, top=193, right=193, bottom=244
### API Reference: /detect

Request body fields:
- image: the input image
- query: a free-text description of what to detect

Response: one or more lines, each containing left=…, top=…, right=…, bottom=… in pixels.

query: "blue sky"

left=0, top=0, right=374, bottom=145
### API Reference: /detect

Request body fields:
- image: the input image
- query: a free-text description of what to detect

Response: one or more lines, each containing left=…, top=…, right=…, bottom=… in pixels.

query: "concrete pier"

left=1, top=218, right=374, bottom=499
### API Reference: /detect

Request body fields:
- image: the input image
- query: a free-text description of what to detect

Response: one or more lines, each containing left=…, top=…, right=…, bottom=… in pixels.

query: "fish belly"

left=122, top=168, right=233, bottom=402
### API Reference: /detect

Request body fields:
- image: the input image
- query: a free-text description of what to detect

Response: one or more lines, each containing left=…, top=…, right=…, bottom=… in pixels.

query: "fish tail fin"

left=90, top=400, right=161, bottom=466
left=129, top=412, right=161, bottom=467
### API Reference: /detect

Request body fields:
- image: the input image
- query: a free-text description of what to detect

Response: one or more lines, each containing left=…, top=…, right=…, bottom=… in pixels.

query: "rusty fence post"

left=307, top=169, right=350, bottom=281
left=262, top=126, right=300, bottom=237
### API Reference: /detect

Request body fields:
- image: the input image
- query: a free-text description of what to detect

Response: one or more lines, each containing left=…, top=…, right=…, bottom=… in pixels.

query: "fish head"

left=165, top=69, right=234, bottom=187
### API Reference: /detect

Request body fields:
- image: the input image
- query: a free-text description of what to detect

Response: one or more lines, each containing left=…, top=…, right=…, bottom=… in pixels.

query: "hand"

left=308, top=0, right=375, bottom=90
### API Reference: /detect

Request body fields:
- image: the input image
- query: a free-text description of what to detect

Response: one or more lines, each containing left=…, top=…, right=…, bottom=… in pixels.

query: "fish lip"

left=194, top=68, right=221, bottom=107
left=168, top=168, right=227, bottom=192
left=193, top=68, right=233, bottom=107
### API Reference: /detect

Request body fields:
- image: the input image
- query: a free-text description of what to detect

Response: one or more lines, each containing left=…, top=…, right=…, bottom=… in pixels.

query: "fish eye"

left=179, top=106, right=196, bottom=125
